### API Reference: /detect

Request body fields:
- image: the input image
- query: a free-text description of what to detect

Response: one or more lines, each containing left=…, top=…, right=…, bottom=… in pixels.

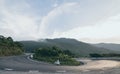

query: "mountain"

left=93, top=43, right=120, bottom=52
left=20, top=38, right=116, bottom=57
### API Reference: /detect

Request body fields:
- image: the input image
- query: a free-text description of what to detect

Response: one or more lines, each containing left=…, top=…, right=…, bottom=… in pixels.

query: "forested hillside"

left=20, top=38, right=115, bottom=57
left=93, top=43, right=120, bottom=52
left=0, top=35, right=24, bottom=56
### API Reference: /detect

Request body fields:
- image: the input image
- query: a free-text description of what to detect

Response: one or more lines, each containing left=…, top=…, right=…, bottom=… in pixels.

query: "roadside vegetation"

left=0, top=35, right=24, bottom=56
left=33, top=46, right=81, bottom=66
left=90, top=53, right=120, bottom=57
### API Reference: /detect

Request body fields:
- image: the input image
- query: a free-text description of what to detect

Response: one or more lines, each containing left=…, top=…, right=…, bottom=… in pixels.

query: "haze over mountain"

left=93, top=43, right=120, bottom=52
left=20, top=38, right=116, bottom=57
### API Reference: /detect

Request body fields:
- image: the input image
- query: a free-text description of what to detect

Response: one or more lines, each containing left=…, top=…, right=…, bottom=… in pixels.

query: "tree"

left=7, top=37, right=13, bottom=42
left=33, top=46, right=80, bottom=65
left=0, top=35, right=24, bottom=56
left=89, top=53, right=102, bottom=57
left=63, top=50, right=74, bottom=57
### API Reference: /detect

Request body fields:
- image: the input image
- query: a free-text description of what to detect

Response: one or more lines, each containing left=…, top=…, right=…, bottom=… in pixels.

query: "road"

left=0, top=55, right=120, bottom=74
left=0, top=67, right=120, bottom=74
left=0, top=55, right=73, bottom=72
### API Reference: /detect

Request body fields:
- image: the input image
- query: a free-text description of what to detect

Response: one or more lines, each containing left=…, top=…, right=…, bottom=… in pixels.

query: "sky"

left=0, top=0, right=120, bottom=43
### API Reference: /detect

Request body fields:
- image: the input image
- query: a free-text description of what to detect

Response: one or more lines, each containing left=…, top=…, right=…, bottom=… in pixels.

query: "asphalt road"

left=0, top=67, right=120, bottom=74
left=0, top=55, right=120, bottom=74
left=0, top=55, right=68, bottom=72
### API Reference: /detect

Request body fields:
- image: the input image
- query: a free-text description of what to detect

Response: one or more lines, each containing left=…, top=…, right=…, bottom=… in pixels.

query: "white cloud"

left=80, top=37, right=120, bottom=44
left=39, top=2, right=81, bottom=37
left=0, top=0, right=39, bottom=40
left=39, top=0, right=120, bottom=39
left=51, top=14, right=120, bottom=43
left=53, top=3, right=58, bottom=7
left=1, top=0, right=120, bottom=43
left=52, top=0, right=58, bottom=8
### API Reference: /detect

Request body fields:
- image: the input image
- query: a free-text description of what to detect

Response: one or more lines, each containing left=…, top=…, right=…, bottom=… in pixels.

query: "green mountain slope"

left=93, top=43, right=120, bottom=52
left=20, top=38, right=115, bottom=57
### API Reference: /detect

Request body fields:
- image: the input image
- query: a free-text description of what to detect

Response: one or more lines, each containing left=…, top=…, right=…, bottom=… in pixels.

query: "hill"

left=20, top=38, right=115, bottom=57
left=93, top=43, right=120, bottom=52
left=0, top=35, right=24, bottom=56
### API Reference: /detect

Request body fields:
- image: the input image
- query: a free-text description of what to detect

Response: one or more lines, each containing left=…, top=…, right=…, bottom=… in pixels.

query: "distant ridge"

left=20, top=38, right=116, bottom=57
left=93, top=43, right=120, bottom=52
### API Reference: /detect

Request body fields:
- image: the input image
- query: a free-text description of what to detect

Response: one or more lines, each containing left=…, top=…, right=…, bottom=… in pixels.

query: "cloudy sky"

left=0, top=0, right=120, bottom=43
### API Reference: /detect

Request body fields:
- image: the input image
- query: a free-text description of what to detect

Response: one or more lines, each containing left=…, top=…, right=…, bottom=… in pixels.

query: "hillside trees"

left=33, top=46, right=81, bottom=66
left=0, top=35, right=24, bottom=56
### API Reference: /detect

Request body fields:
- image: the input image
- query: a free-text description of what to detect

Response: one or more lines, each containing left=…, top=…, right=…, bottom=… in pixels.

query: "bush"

left=33, top=46, right=81, bottom=66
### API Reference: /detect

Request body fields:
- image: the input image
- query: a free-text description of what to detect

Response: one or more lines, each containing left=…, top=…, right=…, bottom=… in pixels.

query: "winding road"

left=0, top=55, right=72, bottom=72
left=0, top=54, right=120, bottom=74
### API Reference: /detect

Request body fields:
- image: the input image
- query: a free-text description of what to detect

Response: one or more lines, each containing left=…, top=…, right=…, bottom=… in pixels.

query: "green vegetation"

left=0, top=35, right=24, bottom=56
left=89, top=53, right=120, bottom=57
left=33, top=46, right=81, bottom=66
left=20, top=38, right=116, bottom=57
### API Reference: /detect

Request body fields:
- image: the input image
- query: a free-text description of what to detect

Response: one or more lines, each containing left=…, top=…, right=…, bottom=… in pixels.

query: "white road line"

left=56, top=70, right=66, bottom=73
left=28, top=70, right=39, bottom=73
left=4, top=68, right=13, bottom=71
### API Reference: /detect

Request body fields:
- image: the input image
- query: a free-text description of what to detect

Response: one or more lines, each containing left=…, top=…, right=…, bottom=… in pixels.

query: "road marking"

left=56, top=70, right=66, bottom=73
left=4, top=68, right=13, bottom=71
left=29, top=70, right=39, bottom=73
